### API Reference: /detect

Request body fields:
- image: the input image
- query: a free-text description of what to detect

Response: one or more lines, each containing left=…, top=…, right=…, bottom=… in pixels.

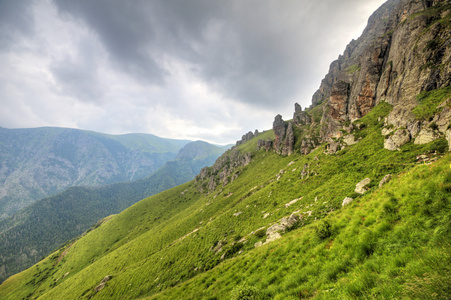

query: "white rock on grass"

left=342, top=197, right=353, bottom=207
left=355, top=178, right=371, bottom=194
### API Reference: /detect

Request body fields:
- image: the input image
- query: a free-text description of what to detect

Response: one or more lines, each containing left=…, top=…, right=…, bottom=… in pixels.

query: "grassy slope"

left=0, top=101, right=449, bottom=299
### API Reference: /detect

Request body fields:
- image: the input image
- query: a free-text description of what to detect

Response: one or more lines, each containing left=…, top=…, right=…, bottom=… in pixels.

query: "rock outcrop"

left=196, top=149, right=252, bottom=191
left=304, top=0, right=450, bottom=145
left=236, top=130, right=259, bottom=146
left=282, top=123, right=295, bottom=155
left=273, top=115, right=287, bottom=153
left=300, top=138, right=316, bottom=155
left=293, top=103, right=311, bottom=126
left=272, top=115, right=295, bottom=155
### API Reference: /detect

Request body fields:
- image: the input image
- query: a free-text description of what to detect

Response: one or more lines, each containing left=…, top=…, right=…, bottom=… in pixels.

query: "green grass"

left=0, top=101, right=449, bottom=300
left=412, top=86, right=451, bottom=121
left=345, top=64, right=361, bottom=74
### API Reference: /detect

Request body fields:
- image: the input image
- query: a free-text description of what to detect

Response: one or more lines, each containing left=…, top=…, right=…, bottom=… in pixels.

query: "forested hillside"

left=0, top=141, right=226, bottom=283
left=0, top=127, right=190, bottom=219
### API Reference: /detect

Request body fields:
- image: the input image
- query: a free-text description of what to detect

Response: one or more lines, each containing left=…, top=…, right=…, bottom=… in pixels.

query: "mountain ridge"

left=0, top=126, right=192, bottom=219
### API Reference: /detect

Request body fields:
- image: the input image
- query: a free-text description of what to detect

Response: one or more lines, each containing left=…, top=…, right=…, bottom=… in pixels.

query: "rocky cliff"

left=260, top=0, right=450, bottom=155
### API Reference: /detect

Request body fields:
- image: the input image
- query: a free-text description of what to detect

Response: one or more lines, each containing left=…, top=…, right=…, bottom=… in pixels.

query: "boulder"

left=343, top=134, right=357, bottom=145
left=280, top=214, right=299, bottom=229
left=355, top=178, right=371, bottom=194
left=342, top=197, right=354, bottom=207
left=433, top=106, right=451, bottom=134
left=326, top=140, right=341, bottom=154
left=384, top=129, right=410, bottom=151
left=414, top=127, right=441, bottom=145
left=265, top=231, right=282, bottom=243
left=379, top=174, right=392, bottom=187
left=407, top=120, right=421, bottom=138
left=95, top=275, right=112, bottom=292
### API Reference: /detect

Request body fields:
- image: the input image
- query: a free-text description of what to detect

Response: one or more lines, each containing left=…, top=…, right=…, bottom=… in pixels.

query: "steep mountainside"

left=286, top=0, right=450, bottom=155
left=0, top=127, right=190, bottom=219
left=0, top=1, right=449, bottom=299
left=0, top=141, right=226, bottom=283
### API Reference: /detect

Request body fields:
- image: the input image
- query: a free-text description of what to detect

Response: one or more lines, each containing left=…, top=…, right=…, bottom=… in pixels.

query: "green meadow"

left=0, top=98, right=450, bottom=299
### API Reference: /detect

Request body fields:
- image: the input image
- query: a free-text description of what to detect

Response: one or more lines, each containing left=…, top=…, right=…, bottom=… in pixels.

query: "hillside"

left=0, top=127, right=190, bottom=219
left=0, top=101, right=449, bottom=299
left=0, top=0, right=449, bottom=299
left=0, top=141, right=226, bottom=284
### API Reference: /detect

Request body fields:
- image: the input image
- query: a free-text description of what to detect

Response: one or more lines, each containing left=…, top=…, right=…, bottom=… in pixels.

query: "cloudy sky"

left=0, top=0, right=387, bottom=144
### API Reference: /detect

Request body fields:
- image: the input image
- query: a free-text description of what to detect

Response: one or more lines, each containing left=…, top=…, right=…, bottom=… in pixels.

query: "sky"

left=0, top=0, right=387, bottom=145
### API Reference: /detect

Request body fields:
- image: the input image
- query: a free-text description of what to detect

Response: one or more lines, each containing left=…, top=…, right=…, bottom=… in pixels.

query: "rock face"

left=306, top=0, right=450, bottom=143
left=196, top=149, right=252, bottom=191
left=330, top=81, right=351, bottom=121
left=355, top=178, right=371, bottom=194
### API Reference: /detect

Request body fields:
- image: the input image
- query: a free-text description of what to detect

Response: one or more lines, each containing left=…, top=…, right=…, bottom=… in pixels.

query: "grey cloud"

left=51, top=0, right=386, bottom=111
left=50, top=0, right=351, bottom=108
left=53, top=0, right=166, bottom=85
left=0, top=0, right=35, bottom=49
left=50, top=37, right=105, bottom=102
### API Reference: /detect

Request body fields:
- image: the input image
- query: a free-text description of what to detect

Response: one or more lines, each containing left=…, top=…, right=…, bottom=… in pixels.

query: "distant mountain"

left=0, top=140, right=227, bottom=283
left=0, top=127, right=191, bottom=219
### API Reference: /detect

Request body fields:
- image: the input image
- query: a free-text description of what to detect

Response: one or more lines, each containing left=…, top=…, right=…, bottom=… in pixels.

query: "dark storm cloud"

left=53, top=0, right=167, bottom=85
left=51, top=0, right=373, bottom=109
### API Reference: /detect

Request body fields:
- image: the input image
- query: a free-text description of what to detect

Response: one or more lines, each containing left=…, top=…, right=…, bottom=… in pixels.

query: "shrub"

left=230, top=283, right=262, bottom=300
left=254, top=228, right=266, bottom=238
left=316, top=220, right=332, bottom=240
